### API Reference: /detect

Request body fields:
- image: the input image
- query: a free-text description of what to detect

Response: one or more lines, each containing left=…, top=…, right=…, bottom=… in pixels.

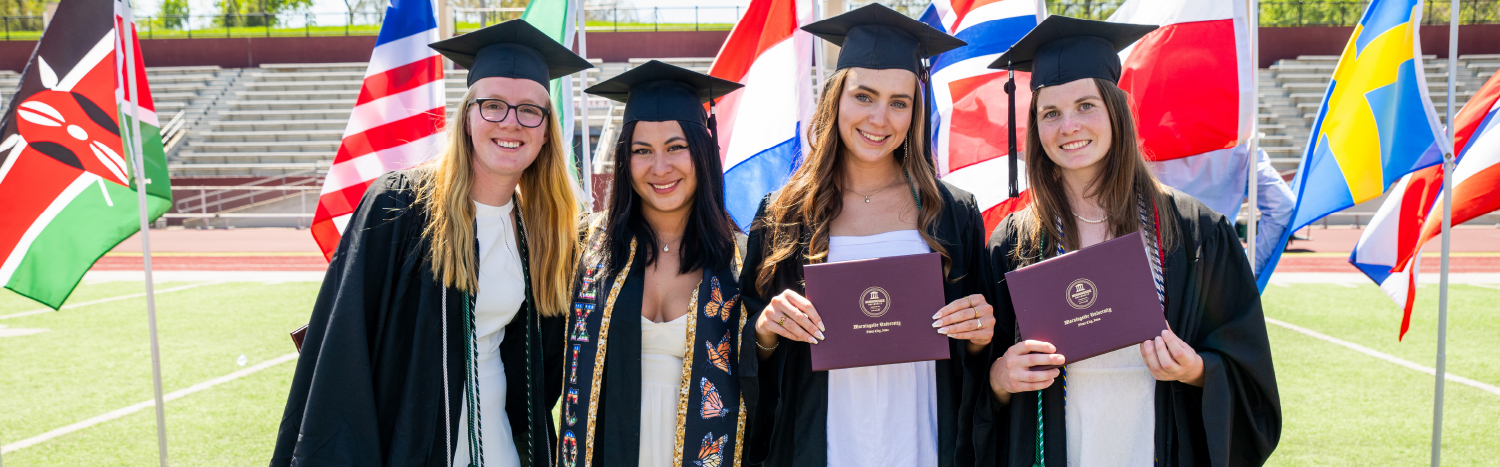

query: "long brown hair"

left=1011, top=78, right=1177, bottom=266
left=414, top=85, right=579, bottom=317
left=753, top=68, right=948, bottom=295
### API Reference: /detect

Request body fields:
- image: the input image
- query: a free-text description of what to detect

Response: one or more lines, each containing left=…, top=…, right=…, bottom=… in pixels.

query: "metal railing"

left=453, top=6, right=744, bottom=33
left=1259, top=0, right=1500, bottom=27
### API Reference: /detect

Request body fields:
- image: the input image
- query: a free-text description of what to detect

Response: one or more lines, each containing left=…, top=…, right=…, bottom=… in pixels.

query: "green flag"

left=523, top=0, right=581, bottom=183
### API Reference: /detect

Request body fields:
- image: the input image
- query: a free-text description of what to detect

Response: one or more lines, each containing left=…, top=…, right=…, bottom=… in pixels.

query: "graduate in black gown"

left=982, top=16, right=1281, bottom=467
left=270, top=20, right=591, bottom=467
left=559, top=61, right=747, bottom=467
left=737, top=5, right=995, bottom=466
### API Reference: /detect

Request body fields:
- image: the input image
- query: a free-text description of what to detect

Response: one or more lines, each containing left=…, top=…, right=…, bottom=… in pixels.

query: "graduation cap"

left=986, top=16, right=1158, bottom=198
left=803, top=4, right=965, bottom=169
left=429, top=19, right=595, bottom=88
left=803, top=3, right=966, bottom=75
left=585, top=60, right=744, bottom=150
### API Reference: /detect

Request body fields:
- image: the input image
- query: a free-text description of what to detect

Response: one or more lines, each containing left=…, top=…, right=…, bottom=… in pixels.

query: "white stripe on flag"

left=1107, top=0, right=1233, bottom=25
left=941, top=155, right=1028, bottom=212
left=341, top=81, right=447, bottom=138
left=722, top=40, right=802, bottom=169
left=0, top=173, right=98, bottom=285
left=321, top=132, right=445, bottom=195
left=365, top=31, right=441, bottom=78
left=954, top=0, right=1039, bottom=33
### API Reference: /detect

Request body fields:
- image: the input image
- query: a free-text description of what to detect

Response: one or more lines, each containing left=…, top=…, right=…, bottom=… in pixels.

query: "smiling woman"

left=737, top=5, right=997, bottom=467
left=270, top=20, right=592, bottom=467
left=562, top=60, right=748, bottom=467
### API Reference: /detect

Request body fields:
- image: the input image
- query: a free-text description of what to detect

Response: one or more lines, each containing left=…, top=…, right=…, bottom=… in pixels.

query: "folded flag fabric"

left=709, top=0, right=814, bottom=231
left=0, top=0, right=171, bottom=309
left=1257, top=0, right=1449, bottom=290
left=310, top=0, right=445, bottom=261
left=1351, top=69, right=1500, bottom=339
left=920, top=0, right=1041, bottom=238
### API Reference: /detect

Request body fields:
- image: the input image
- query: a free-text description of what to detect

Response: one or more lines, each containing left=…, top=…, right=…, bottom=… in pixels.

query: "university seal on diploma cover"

left=1005, top=231, right=1167, bottom=370
left=804, top=253, right=949, bottom=372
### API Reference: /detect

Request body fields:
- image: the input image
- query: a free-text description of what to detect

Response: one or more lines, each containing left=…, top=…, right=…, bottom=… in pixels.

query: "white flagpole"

left=1246, top=0, right=1259, bottom=274
left=120, top=5, right=170, bottom=466
left=575, top=0, right=593, bottom=210
left=813, top=0, right=824, bottom=91
left=1431, top=1, right=1458, bottom=465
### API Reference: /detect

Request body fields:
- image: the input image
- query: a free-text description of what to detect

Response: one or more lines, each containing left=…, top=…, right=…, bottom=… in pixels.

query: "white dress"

left=825, top=230, right=939, bottom=467
left=639, top=313, right=690, bottom=466
left=1063, top=338, right=1157, bottom=466
left=452, top=200, right=525, bottom=467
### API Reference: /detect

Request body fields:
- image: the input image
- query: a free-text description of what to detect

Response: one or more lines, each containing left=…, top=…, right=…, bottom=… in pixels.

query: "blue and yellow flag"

left=1258, top=0, right=1450, bottom=289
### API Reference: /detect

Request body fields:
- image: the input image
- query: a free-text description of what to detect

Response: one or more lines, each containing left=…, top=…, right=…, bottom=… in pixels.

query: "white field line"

left=0, top=282, right=225, bottom=321
left=0, top=352, right=299, bottom=454
left=1265, top=317, right=1500, bottom=397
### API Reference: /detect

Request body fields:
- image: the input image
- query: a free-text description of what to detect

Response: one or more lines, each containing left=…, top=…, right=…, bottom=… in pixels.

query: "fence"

left=453, top=6, right=744, bottom=33
left=1, top=1, right=1496, bottom=40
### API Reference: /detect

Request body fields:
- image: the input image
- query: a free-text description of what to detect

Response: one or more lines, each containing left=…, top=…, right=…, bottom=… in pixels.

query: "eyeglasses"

left=471, top=98, right=549, bottom=128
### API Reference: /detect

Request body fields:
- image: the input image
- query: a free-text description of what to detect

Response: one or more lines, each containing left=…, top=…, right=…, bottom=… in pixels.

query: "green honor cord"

left=464, top=293, right=485, bottom=467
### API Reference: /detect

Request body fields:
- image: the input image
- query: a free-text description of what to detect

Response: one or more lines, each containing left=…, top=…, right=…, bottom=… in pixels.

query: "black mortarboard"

left=586, top=60, right=745, bottom=151
left=585, top=60, right=743, bottom=126
left=429, top=20, right=595, bottom=88
left=802, top=3, right=966, bottom=75
left=987, top=16, right=1156, bottom=199
left=989, top=16, right=1157, bottom=91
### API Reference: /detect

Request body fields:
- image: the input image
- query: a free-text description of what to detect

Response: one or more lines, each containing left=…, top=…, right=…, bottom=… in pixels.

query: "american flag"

left=920, top=0, right=1043, bottom=238
left=311, top=0, right=447, bottom=260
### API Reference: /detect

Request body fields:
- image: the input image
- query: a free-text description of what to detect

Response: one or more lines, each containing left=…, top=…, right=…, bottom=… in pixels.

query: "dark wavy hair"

left=602, top=119, right=739, bottom=275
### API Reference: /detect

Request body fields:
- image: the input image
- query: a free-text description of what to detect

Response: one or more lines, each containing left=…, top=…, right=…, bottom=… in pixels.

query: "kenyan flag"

left=0, top=0, right=171, bottom=309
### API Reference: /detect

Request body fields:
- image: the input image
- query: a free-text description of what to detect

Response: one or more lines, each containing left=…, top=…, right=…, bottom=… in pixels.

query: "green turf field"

left=0, top=281, right=1496, bottom=465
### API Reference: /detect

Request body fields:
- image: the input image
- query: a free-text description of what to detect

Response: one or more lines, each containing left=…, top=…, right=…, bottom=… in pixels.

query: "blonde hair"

left=754, top=68, right=948, bottom=294
left=415, top=85, right=579, bottom=317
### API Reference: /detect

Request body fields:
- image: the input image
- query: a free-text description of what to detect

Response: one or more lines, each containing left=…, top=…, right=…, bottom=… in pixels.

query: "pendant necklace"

left=846, top=176, right=902, bottom=203
left=1073, top=211, right=1108, bottom=224
left=661, top=236, right=683, bottom=252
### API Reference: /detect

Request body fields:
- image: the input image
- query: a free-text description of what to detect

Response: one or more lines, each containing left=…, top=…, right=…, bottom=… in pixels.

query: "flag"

left=920, top=0, right=1042, bottom=238
left=1351, top=70, right=1500, bottom=339
left=522, top=0, right=585, bottom=198
left=709, top=0, right=814, bottom=231
left=1257, top=0, right=1449, bottom=290
left=1110, top=0, right=1256, bottom=219
left=310, top=0, right=445, bottom=260
left=0, top=0, right=171, bottom=309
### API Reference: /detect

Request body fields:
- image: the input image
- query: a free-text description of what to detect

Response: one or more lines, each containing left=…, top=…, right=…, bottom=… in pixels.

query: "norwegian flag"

left=310, top=0, right=446, bottom=260
left=920, top=0, right=1043, bottom=238
left=1352, top=70, right=1500, bottom=339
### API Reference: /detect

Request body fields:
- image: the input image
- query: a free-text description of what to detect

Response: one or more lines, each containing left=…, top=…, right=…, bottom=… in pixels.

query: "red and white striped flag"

left=310, top=0, right=446, bottom=260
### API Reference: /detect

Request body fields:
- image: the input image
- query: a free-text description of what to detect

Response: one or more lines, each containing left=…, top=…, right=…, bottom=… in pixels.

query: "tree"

left=215, top=0, right=313, bottom=28
left=159, top=0, right=188, bottom=30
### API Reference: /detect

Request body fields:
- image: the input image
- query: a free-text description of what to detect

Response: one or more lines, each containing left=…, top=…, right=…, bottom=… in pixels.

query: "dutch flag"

left=708, top=0, right=814, bottom=231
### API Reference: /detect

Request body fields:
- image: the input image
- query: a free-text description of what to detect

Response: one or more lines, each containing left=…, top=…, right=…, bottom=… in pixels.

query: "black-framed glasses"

left=471, top=98, right=550, bottom=128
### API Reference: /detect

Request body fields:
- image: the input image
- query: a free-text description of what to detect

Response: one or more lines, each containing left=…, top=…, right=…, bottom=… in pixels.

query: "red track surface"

left=92, top=255, right=327, bottom=271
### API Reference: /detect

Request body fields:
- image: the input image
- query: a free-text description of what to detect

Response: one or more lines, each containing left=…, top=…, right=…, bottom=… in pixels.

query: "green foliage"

left=158, top=0, right=189, bottom=30
left=213, top=0, right=314, bottom=27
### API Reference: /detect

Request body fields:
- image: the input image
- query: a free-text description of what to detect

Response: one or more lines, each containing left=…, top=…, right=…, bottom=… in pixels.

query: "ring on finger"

left=778, top=313, right=788, bottom=327
left=978, top=317, right=984, bottom=330
left=966, top=296, right=975, bottom=308
left=973, top=307, right=980, bottom=320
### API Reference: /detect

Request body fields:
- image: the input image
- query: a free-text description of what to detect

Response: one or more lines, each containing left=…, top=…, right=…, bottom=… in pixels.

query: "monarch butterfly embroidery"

left=704, top=331, right=732, bottom=374
left=694, top=432, right=727, bottom=467
left=700, top=377, right=728, bottom=419
left=703, top=277, right=738, bottom=322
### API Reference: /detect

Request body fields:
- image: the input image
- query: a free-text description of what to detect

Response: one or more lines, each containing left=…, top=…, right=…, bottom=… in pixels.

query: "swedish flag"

left=1258, top=0, right=1450, bottom=289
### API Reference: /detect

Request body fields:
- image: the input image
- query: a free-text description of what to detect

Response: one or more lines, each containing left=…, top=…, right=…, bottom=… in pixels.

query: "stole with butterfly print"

left=559, top=221, right=749, bottom=467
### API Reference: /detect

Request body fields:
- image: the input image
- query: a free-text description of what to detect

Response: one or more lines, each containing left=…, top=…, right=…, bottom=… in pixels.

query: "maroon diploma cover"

left=803, top=252, right=950, bottom=372
left=1004, top=231, right=1166, bottom=370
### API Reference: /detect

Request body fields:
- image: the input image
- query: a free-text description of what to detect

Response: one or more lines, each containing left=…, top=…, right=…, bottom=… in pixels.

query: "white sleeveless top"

left=826, top=230, right=939, bottom=467
left=452, top=199, right=524, bottom=467
left=1064, top=347, right=1156, bottom=466
left=639, top=313, right=690, bottom=466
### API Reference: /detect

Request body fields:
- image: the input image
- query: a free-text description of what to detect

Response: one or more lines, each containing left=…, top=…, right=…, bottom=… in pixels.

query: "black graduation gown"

left=270, top=171, right=566, bottom=467
left=984, top=190, right=1281, bottom=467
left=737, top=181, right=994, bottom=467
